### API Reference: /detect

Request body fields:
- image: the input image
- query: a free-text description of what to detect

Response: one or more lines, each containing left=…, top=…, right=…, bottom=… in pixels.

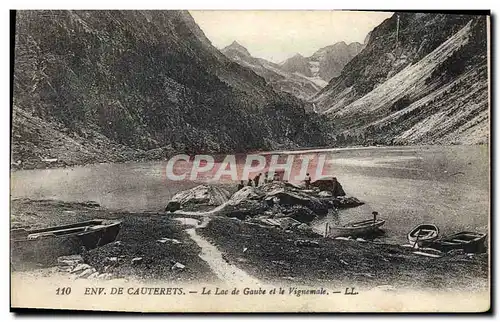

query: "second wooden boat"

left=328, top=218, right=385, bottom=238
left=433, top=231, right=487, bottom=253
left=407, top=224, right=439, bottom=248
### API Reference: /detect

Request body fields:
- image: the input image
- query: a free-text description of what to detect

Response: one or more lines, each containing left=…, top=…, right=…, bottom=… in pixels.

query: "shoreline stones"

left=294, top=239, right=321, bottom=248
left=171, top=262, right=186, bottom=271
left=57, top=255, right=84, bottom=267
left=77, top=267, right=97, bottom=279
left=57, top=255, right=116, bottom=280
left=131, top=257, right=143, bottom=265
left=157, top=238, right=182, bottom=244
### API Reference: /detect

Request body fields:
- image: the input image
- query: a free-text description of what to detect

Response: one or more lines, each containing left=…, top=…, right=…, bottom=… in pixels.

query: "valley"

left=11, top=11, right=489, bottom=171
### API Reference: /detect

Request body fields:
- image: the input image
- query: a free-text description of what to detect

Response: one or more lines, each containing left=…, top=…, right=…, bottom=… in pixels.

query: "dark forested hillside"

left=12, top=10, right=332, bottom=168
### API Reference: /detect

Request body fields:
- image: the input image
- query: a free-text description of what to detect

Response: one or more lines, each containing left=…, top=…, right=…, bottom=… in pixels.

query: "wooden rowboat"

left=432, top=231, right=487, bottom=253
left=407, top=224, right=439, bottom=248
left=328, top=218, right=385, bottom=238
left=11, top=219, right=121, bottom=265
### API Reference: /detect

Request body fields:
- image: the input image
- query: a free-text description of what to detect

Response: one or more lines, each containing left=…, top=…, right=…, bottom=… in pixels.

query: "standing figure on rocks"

left=237, top=180, right=244, bottom=191
left=253, top=173, right=261, bottom=187
left=304, top=173, right=311, bottom=189
left=247, top=178, right=253, bottom=187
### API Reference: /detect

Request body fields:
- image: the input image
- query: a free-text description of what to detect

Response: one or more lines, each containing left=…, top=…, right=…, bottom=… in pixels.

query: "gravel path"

left=174, top=217, right=262, bottom=286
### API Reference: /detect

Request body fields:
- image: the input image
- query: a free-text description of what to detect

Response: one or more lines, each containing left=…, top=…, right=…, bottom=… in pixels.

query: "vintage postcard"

left=10, top=10, right=490, bottom=312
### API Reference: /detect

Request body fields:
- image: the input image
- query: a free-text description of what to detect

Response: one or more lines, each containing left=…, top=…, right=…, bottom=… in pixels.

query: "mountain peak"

left=280, top=53, right=312, bottom=76
left=222, top=40, right=251, bottom=56
left=280, top=53, right=306, bottom=64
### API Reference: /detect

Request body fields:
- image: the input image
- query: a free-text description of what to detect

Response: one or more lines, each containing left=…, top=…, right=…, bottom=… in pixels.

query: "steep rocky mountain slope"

left=280, top=41, right=364, bottom=82
left=12, top=10, right=333, bottom=168
left=312, top=13, right=489, bottom=145
left=221, top=41, right=324, bottom=101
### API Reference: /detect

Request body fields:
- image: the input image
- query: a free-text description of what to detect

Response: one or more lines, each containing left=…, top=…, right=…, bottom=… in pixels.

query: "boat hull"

left=11, top=220, right=121, bottom=265
left=430, top=232, right=487, bottom=253
left=328, top=220, right=385, bottom=238
left=407, top=224, right=439, bottom=247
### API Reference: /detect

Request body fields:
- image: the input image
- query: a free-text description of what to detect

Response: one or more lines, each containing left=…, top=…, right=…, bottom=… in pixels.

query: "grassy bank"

left=10, top=199, right=489, bottom=291
left=198, top=217, right=488, bottom=290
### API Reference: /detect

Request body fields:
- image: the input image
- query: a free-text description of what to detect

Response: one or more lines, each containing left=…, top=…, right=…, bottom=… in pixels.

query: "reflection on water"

left=11, top=145, right=489, bottom=243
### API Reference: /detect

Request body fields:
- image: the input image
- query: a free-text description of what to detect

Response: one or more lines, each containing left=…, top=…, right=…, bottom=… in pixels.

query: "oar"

left=413, top=229, right=421, bottom=249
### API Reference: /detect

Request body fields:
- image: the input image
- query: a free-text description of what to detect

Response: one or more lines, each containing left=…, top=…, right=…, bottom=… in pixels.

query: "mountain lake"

left=10, top=145, right=489, bottom=244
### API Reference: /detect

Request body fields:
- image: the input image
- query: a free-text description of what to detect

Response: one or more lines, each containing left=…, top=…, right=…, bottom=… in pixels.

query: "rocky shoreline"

left=166, top=181, right=363, bottom=227
left=10, top=174, right=489, bottom=291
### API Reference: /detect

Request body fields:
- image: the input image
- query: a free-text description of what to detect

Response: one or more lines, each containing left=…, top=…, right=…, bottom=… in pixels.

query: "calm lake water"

left=10, top=145, right=489, bottom=243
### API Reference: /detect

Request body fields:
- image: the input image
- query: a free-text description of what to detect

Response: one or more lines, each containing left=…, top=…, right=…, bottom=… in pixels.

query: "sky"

left=190, top=10, right=394, bottom=63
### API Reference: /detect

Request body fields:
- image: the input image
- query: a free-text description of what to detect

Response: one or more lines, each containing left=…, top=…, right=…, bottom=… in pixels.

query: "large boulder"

left=331, top=196, right=364, bottom=209
left=274, top=217, right=302, bottom=230
left=218, top=200, right=268, bottom=220
left=170, top=185, right=231, bottom=208
left=311, top=177, right=346, bottom=197
left=215, top=186, right=268, bottom=219
left=218, top=200, right=269, bottom=220
left=266, top=189, right=328, bottom=216
left=280, top=205, right=317, bottom=223
left=228, top=186, right=262, bottom=206
left=165, top=201, right=181, bottom=212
